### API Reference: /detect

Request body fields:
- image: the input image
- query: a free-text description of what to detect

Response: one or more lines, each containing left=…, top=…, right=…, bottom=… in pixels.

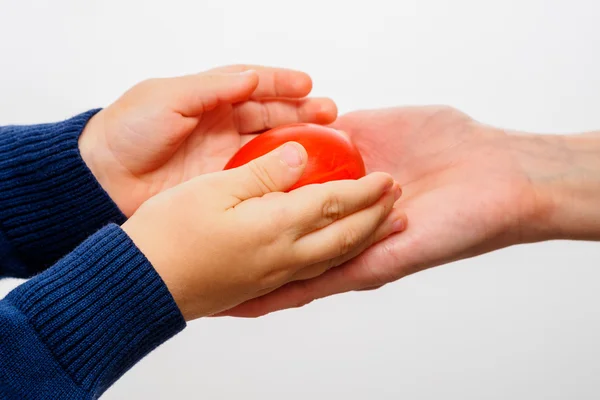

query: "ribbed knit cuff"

left=6, top=224, right=186, bottom=397
left=0, top=109, right=126, bottom=275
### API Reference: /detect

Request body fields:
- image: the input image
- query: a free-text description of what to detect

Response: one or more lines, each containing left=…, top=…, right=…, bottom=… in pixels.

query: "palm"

left=99, top=104, right=247, bottom=216
left=331, top=106, right=538, bottom=283
left=86, top=65, right=336, bottom=217
left=216, top=106, right=543, bottom=317
left=142, top=105, right=245, bottom=188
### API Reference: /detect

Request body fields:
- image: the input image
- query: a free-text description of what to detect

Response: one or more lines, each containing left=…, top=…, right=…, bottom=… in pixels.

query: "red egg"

left=224, top=123, right=366, bottom=191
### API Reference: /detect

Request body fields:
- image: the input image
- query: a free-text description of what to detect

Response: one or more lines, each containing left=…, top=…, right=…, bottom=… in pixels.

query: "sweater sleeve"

left=0, top=223, right=186, bottom=399
left=0, top=110, right=126, bottom=278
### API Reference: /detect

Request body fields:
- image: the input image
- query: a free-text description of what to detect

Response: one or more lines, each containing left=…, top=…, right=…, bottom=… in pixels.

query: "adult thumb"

left=168, top=70, right=259, bottom=116
left=213, top=142, right=308, bottom=207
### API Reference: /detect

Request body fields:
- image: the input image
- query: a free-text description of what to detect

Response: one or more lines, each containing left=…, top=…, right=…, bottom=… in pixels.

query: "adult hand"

left=218, top=105, right=595, bottom=317
left=122, top=143, right=405, bottom=320
left=79, top=65, right=337, bottom=216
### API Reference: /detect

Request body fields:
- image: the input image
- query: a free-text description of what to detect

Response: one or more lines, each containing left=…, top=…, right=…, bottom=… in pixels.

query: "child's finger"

left=290, top=206, right=407, bottom=281
left=281, top=172, right=395, bottom=238
left=288, top=183, right=398, bottom=268
left=233, top=98, right=338, bottom=134
left=166, top=70, right=259, bottom=117
left=206, top=64, right=313, bottom=99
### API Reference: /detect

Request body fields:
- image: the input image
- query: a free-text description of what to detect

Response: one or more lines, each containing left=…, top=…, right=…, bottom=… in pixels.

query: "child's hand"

left=122, top=143, right=406, bottom=321
left=79, top=65, right=337, bottom=217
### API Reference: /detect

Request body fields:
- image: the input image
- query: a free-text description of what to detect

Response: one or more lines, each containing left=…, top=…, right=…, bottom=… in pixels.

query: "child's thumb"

left=217, top=142, right=308, bottom=204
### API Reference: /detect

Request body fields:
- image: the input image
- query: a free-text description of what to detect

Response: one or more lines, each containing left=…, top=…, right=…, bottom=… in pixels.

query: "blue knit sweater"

left=0, top=110, right=186, bottom=399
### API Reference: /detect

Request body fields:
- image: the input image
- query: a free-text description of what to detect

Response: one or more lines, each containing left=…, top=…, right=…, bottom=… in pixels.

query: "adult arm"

left=216, top=106, right=600, bottom=317
left=510, top=130, right=600, bottom=242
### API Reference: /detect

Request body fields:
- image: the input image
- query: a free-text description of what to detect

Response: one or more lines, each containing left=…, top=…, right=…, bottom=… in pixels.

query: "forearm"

left=510, top=131, right=600, bottom=242
left=0, top=111, right=125, bottom=277
left=0, top=224, right=185, bottom=398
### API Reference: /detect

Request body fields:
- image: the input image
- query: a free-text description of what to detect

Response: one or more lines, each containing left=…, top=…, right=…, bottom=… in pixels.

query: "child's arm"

left=0, top=64, right=337, bottom=278
left=0, top=111, right=126, bottom=278
left=0, top=144, right=405, bottom=398
left=0, top=224, right=185, bottom=399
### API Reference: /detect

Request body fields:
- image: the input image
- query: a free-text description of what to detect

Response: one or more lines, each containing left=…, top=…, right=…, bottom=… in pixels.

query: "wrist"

left=121, top=216, right=190, bottom=321
left=78, top=110, right=111, bottom=196
left=6, top=224, right=185, bottom=395
left=78, top=110, right=133, bottom=216
left=508, top=130, right=600, bottom=242
left=0, top=110, right=125, bottom=272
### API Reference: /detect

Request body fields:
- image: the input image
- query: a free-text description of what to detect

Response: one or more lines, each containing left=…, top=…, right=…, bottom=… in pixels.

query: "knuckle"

left=247, top=160, right=279, bottom=193
left=261, top=102, right=272, bottom=128
left=232, top=106, right=243, bottom=131
left=258, top=267, right=291, bottom=290
left=321, top=195, right=343, bottom=222
left=269, top=205, right=290, bottom=232
left=271, top=70, right=284, bottom=98
left=298, top=265, right=327, bottom=281
left=337, top=227, right=362, bottom=256
left=325, top=257, right=342, bottom=271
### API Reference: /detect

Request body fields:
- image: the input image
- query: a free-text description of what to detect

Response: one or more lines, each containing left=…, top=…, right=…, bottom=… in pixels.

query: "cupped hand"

left=218, top=105, right=552, bottom=317
left=122, top=142, right=405, bottom=320
left=79, top=65, right=337, bottom=216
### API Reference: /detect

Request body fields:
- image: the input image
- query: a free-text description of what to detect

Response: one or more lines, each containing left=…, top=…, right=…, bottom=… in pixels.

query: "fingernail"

left=280, top=142, right=303, bottom=167
left=392, top=217, right=406, bottom=232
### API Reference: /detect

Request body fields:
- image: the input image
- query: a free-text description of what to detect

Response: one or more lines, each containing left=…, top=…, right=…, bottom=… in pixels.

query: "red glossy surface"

left=224, top=123, right=366, bottom=191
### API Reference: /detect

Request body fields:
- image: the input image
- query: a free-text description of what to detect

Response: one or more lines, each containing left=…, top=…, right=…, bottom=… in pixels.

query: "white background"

left=1, top=0, right=600, bottom=399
